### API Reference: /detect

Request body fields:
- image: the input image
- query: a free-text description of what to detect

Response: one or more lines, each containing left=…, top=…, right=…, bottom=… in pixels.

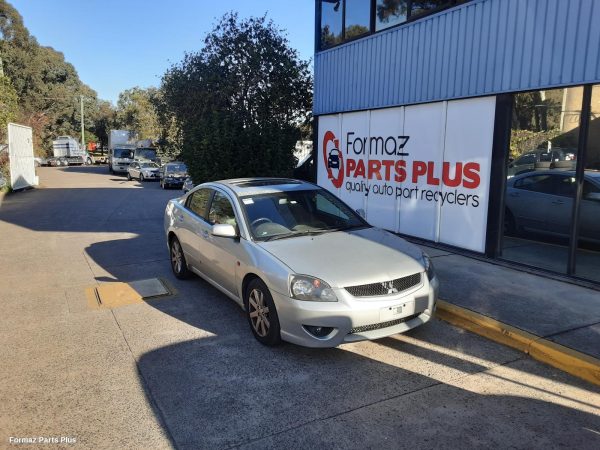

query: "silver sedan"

left=164, top=178, right=438, bottom=347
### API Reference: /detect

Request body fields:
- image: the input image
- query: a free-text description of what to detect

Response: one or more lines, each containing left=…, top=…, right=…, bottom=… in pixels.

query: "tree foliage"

left=0, top=0, right=106, bottom=155
left=159, top=13, right=312, bottom=184
left=115, top=87, right=160, bottom=140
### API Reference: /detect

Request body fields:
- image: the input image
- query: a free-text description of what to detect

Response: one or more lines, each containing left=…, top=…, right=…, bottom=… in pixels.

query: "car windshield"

left=114, top=148, right=133, bottom=158
left=136, top=149, right=156, bottom=160
left=167, top=164, right=187, bottom=173
left=140, top=162, right=158, bottom=168
left=240, top=189, right=369, bottom=241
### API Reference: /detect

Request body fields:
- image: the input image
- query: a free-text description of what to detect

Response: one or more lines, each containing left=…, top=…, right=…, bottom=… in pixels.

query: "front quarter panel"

left=236, top=242, right=292, bottom=303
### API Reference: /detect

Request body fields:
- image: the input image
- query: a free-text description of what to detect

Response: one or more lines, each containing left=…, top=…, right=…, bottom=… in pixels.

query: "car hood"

left=257, top=227, right=425, bottom=288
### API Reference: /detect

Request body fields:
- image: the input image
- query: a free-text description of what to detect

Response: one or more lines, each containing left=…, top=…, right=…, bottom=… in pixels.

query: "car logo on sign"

left=381, top=281, right=398, bottom=294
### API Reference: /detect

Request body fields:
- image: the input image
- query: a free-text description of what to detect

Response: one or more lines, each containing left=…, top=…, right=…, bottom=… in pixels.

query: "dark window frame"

left=317, top=0, right=470, bottom=51
left=186, top=188, right=214, bottom=222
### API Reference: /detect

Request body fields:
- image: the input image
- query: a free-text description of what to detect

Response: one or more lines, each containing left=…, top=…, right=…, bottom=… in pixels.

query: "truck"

left=49, top=136, right=93, bottom=166
left=134, top=139, right=158, bottom=163
left=87, top=142, right=108, bottom=164
left=108, top=130, right=136, bottom=174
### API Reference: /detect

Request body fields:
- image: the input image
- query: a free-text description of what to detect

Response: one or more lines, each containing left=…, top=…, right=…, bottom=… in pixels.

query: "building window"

left=500, top=86, right=600, bottom=283
left=502, top=87, right=582, bottom=275
left=375, top=0, right=408, bottom=31
left=320, top=0, right=470, bottom=50
left=574, top=85, right=600, bottom=282
left=345, top=0, right=371, bottom=39
left=321, top=0, right=344, bottom=49
left=410, top=1, right=455, bottom=19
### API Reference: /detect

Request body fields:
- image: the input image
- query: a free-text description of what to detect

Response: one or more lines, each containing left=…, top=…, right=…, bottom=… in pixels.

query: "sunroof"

left=231, top=179, right=302, bottom=188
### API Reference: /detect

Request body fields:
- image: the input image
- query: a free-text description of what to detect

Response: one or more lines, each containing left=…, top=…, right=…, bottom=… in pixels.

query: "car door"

left=543, top=174, right=575, bottom=236
left=178, top=188, right=213, bottom=271
left=130, top=162, right=139, bottom=178
left=202, top=190, right=244, bottom=296
left=507, top=174, right=560, bottom=233
left=579, top=179, right=600, bottom=241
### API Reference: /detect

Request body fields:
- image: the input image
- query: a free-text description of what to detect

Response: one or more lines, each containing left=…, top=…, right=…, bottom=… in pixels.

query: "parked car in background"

left=505, top=170, right=600, bottom=242
left=507, top=148, right=576, bottom=177
left=127, top=161, right=160, bottom=181
left=164, top=178, right=438, bottom=347
left=182, top=176, right=194, bottom=193
left=159, top=162, right=188, bottom=189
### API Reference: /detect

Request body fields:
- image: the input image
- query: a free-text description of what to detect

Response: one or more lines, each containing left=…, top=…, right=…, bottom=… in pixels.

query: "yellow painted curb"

left=436, top=299, right=600, bottom=387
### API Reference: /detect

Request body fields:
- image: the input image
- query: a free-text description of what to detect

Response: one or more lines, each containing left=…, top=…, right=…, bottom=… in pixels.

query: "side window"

left=554, top=176, right=576, bottom=197
left=583, top=180, right=600, bottom=197
left=187, top=188, right=212, bottom=220
left=208, top=192, right=237, bottom=226
left=515, top=153, right=537, bottom=165
left=514, top=175, right=555, bottom=194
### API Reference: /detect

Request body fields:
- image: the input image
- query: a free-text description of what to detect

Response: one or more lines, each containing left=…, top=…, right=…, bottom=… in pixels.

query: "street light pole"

left=80, top=95, right=85, bottom=150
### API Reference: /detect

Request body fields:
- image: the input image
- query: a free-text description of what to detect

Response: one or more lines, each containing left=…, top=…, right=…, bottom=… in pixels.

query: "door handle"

left=509, top=192, right=519, bottom=197
left=202, top=230, right=209, bottom=239
left=551, top=200, right=564, bottom=205
left=176, top=214, right=184, bottom=222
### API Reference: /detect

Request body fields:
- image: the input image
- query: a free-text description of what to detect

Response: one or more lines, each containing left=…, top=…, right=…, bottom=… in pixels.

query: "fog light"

left=303, top=325, right=334, bottom=338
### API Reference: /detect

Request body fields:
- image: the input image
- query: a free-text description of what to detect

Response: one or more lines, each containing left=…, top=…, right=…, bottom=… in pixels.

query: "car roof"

left=213, top=178, right=319, bottom=196
left=511, top=169, right=600, bottom=180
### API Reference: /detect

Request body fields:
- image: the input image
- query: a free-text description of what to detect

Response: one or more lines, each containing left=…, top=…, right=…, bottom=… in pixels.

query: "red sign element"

left=322, top=131, right=344, bottom=188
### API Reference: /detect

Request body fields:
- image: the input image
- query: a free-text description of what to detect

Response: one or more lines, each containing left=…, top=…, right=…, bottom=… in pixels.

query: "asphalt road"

left=0, top=166, right=599, bottom=449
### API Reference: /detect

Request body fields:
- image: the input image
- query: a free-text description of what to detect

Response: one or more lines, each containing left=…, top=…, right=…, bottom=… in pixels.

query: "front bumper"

left=271, top=275, right=439, bottom=348
left=164, top=177, right=185, bottom=186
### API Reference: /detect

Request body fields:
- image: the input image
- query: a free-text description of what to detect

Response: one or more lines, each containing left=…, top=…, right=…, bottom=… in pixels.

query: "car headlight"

left=290, top=275, right=337, bottom=302
left=422, top=253, right=435, bottom=281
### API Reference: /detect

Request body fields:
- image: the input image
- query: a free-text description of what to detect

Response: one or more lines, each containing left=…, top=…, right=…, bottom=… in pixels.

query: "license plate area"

left=380, top=301, right=415, bottom=322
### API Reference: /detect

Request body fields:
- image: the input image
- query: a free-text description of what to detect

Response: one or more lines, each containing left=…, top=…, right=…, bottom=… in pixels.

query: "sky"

left=10, top=0, right=316, bottom=105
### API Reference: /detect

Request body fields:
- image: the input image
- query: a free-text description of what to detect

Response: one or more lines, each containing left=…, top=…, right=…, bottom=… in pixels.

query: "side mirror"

left=212, top=223, right=238, bottom=238
left=356, top=208, right=366, bottom=219
left=585, top=192, right=600, bottom=202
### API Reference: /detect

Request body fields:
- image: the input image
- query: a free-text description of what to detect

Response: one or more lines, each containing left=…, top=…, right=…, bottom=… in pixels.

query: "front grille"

left=350, top=314, right=420, bottom=334
left=345, top=273, right=421, bottom=297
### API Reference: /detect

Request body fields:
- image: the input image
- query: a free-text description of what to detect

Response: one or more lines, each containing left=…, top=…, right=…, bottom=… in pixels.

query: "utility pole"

left=80, top=95, right=85, bottom=149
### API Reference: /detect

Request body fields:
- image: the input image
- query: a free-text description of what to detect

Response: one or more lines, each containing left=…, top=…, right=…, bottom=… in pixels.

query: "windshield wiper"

left=262, top=229, right=329, bottom=241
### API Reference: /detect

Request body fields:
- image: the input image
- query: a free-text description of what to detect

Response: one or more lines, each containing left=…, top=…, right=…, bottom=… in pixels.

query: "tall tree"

left=0, top=0, right=103, bottom=154
left=115, top=87, right=160, bottom=141
left=159, top=13, right=312, bottom=183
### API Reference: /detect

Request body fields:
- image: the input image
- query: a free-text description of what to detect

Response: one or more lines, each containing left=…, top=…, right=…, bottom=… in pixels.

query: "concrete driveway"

left=0, top=166, right=599, bottom=449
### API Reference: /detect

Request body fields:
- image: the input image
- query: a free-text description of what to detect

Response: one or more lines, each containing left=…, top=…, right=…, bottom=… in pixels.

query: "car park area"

left=1, top=166, right=599, bottom=449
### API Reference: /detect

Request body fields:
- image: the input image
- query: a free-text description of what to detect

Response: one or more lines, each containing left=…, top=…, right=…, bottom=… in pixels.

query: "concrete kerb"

left=435, top=299, right=600, bottom=387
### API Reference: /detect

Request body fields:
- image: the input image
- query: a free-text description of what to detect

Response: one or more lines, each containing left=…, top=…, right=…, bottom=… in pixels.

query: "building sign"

left=317, top=96, right=496, bottom=252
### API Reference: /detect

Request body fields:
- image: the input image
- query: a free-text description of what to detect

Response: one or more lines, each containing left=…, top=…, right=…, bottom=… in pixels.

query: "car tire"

left=169, top=236, right=190, bottom=280
left=86, top=158, right=92, bottom=165
left=127, top=172, right=132, bottom=181
left=140, top=173, right=144, bottom=182
left=245, top=278, right=281, bottom=346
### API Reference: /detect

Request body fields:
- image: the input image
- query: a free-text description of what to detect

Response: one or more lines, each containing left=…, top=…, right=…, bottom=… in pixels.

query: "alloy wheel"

left=171, top=239, right=183, bottom=274
left=248, top=288, right=270, bottom=337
